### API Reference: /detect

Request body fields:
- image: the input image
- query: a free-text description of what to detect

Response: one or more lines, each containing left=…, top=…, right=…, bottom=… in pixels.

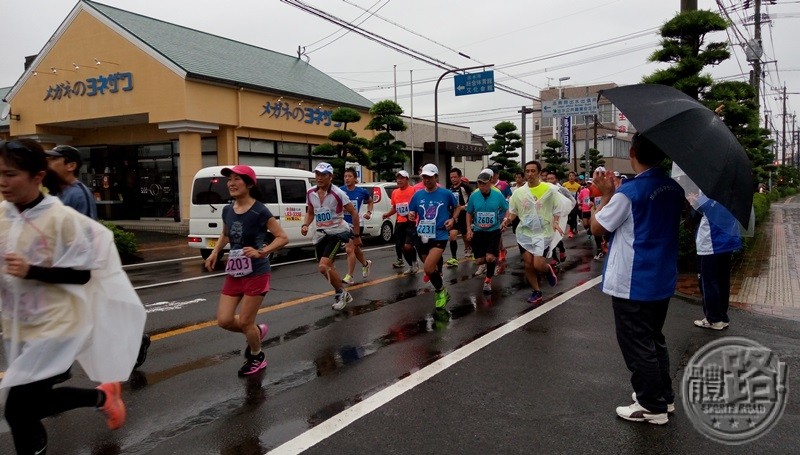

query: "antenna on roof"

left=297, top=46, right=309, bottom=63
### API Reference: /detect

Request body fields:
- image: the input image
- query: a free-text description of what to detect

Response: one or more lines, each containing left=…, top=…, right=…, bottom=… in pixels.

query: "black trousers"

left=699, top=252, right=733, bottom=323
left=612, top=296, right=674, bottom=413
left=5, top=370, right=98, bottom=455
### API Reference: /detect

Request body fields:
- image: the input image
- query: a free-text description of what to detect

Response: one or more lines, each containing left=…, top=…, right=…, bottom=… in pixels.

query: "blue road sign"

left=454, top=70, right=495, bottom=96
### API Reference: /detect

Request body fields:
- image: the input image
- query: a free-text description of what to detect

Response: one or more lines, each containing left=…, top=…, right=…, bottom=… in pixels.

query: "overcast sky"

left=2, top=0, right=798, bottom=144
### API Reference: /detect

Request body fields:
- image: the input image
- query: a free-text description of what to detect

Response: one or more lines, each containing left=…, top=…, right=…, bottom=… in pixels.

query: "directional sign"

left=561, top=116, right=571, bottom=156
left=541, top=96, right=599, bottom=118
left=454, top=70, right=495, bottom=97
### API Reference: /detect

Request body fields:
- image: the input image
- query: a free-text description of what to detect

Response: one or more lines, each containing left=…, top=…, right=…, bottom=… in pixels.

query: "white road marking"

left=144, top=298, right=207, bottom=313
left=266, top=276, right=603, bottom=455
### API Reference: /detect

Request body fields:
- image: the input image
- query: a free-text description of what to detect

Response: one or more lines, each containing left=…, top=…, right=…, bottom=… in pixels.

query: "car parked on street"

left=356, top=182, right=397, bottom=243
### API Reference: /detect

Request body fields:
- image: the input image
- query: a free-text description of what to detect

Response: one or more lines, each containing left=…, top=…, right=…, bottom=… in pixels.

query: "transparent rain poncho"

left=0, top=196, right=146, bottom=389
left=509, top=183, right=575, bottom=254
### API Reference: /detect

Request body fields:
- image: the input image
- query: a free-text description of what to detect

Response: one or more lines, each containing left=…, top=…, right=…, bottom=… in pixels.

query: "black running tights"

left=5, top=371, right=99, bottom=455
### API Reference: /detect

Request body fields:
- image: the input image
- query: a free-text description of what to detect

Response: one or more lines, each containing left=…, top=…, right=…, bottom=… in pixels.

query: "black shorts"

left=581, top=211, right=591, bottom=220
left=417, top=239, right=448, bottom=256
left=471, top=230, right=501, bottom=258
left=453, top=211, right=468, bottom=235
left=315, top=233, right=348, bottom=261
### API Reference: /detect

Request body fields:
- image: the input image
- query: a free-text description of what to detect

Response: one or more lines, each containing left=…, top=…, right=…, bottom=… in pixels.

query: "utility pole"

left=782, top=85, right=787, bottom=165
left=680, top=0, right=697, bottom=11
left=517, top=105, right=536, bottom=164
left=752, top=0, right=763, bottom=110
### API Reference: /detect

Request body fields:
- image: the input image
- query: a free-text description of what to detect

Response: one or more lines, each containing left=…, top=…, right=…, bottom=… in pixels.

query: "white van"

left=187, top=166, right=314, bottom=259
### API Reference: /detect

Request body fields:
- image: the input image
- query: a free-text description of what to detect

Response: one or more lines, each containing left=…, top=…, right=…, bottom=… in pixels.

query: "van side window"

left=192, top=177, right=229, bottom=204
left=280, top=179, right=307, bottom=204
left=257, top=178, right=278, bottom=204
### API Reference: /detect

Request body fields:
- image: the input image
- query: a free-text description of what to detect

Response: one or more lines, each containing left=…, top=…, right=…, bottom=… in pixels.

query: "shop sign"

left=43, top=72, right=134, bottom=101
left=260, top=100, right=345, bottom=128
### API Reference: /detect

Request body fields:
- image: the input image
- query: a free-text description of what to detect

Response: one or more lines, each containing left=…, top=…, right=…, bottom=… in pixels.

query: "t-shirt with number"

left=408, top=187, right=458, bottom=241
left=222, top=201, right=274, bottom=275
left=390, top=185, right=416, bottom=223
left=306, top=185, right=352, bottom=243
left=340, top=185, right=371, bottom=224
left=466, top=189, right=509, bottom=232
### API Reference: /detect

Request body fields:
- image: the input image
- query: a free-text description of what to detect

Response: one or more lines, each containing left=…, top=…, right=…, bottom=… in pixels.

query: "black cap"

left=46, top=145, right=82, bottom=167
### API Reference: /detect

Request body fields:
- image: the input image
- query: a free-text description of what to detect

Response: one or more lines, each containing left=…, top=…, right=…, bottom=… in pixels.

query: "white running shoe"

left=362, top=260, right=372, bottom=278
left=474, top=264, right=487, bottom=276
left=332, top=290, right=353, bottom=311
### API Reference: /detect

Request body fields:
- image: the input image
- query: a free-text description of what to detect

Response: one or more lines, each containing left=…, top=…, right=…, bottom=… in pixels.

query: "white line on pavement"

left=266, top=275, right=603, bottom=455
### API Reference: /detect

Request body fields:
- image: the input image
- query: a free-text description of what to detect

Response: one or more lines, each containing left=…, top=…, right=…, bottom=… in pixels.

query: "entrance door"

left=137, top=144, right=177, bottom=219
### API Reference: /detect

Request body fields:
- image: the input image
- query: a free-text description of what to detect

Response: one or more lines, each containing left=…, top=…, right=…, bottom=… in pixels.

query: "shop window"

left=280, top=179, right=307, bottom=204
left=278, top=142, right=309, bottom=155
left=238, top=138, right=275, bottom=154
left=240, top=154, right=275, bottom=167
left=280, top=156, right=309, bottom=171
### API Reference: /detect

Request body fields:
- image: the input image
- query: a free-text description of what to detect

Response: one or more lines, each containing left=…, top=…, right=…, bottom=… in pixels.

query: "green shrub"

left=768, top=190, right=780, bottom=202
left=102, top=222, right=139, bottom=255
left=752, top=193, right=770, bottom=225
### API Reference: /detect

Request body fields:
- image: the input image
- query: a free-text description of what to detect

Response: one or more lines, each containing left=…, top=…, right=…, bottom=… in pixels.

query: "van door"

left=277, top=178, right=312, bottom=247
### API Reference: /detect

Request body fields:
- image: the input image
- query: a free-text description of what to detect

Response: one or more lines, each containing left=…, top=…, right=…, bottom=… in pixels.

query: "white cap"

left=396, top=170, right=410, bottom=178
left=480, top=168, right=494, bottom=177
left=420, top=163, right=438, bottom=176
left=314, top=162, right=334, bottom=174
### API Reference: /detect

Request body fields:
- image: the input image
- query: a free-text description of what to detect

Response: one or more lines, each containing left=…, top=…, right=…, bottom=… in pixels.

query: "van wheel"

left=201, top=249, right=213, bottom=260
left=380, top=221, right=394, bottom=243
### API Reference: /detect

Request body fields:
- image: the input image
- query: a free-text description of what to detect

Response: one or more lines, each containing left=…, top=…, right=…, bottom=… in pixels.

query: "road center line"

left=266, top=276, right=602, bottom=455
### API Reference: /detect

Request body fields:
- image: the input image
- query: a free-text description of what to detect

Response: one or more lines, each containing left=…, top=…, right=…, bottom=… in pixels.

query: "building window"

left=599, top=103, right=613, bottom=124
left=454, top=156, right=463, bottom=162
left=201, top=137, right=217, bottom=168
left=541, top=117, right=553, bottom=128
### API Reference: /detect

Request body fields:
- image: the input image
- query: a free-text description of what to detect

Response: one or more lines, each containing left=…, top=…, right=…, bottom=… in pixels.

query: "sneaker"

left=526, top=291, right=543, bottom=305
left=546, top=264, right=558, bottom=287
left=464, top=249, right=474, bottom=260
left=568, top=230, right=574, bottom=239
left=238, top=351, right=267, bottom=376
left=446, top=257, right=460, bottom=267
left=482, top=278, right=492, bottom=293
left=332, top=290, right=353, bottom=311
left=97, top=382, right=126, bottom=430
left=559, top=251, right=567, bottom=262
left=474, top=264, right=487, bottom=276
left=244, top=323, right=269, bottom=357
left=134, top=333, right=151, bottom=369
left=693, top=318, right=729, bottom=330
left=404, top=262, right=419, bottom=275
left=342, top=274, right=354, bottom=285
left=594, top=252, right=605, bottom=261
left=498, top=249, right=507, bottom=262
left=392, top=259, right=405, bottom=269
left=361, top=259, right=372, bottom=278
left=434, top=288, right=450, bottom=309
left=631, top=392, right=675, bottom=413
left=615, top=402, right=668, bottom=425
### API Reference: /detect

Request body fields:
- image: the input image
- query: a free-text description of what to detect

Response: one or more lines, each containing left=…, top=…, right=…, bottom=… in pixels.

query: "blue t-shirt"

left=409, top=187, right=458, bottom=241
left=60, top=181, right=97, bottom=219
left=695, top=195, right=742, bottom=255
left=466, top=189, right=508, bottom=232
left=221, top=201, right=274, bottom=274
left=340, top=185, right=371, bottom=224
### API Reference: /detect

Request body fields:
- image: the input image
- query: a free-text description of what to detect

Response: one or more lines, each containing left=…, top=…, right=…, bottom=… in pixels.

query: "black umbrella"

left=599, top=84, right=753, bottom=227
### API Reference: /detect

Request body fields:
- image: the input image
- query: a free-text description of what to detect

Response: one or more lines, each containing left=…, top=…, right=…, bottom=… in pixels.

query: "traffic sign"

left=542, top=96, right=599, bottom=118
left=454, top=70, right=495, bottom=97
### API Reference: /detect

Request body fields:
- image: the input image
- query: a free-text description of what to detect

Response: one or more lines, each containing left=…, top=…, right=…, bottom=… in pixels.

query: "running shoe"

left=362, top=259, right=372, bottom=278
left=238, top=351, right=267, bottom=376
left=559, top=251, right=567, bottom=262
left=594, top=252, right=605, bottom=261
left=392, top=259, right=405, bottom=269
left=498, top=249, right=507, bottom=262
left=446, top=257, right=460, bottom=267
left=464, top=249, right=474, bottom=260
left=631, top=392, right=675, bottom=413
left=97, top=382, right=126, bottom=430
left=474, top=264, right=487, bottom=276
left=527, top=291, right=543, bottom=305
left=693, top=318, right=729, bottom=330
left=342, top=274, right=354, bottom=285
left=615, top=402, right=668, bottom=425
left=546, top=264, right=558, bottom=287
left=423, top=273, right=430, bottom=283
left=568, top=229, right=574, bottom=239
left=332, top=289, right=353, bottom=311
left=404, top=262, right=419, bottom=275
left=244, top=323, right=269, bottom=357
left=134, top=333, right=151, bottom=369
left=434, top=288, right=450, bottom=309
left=482, top=278, right=492, bottom=293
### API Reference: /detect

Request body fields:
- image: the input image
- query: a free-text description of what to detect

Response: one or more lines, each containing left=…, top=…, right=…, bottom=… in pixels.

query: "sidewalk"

left=676, top=196, right=800, bottom=321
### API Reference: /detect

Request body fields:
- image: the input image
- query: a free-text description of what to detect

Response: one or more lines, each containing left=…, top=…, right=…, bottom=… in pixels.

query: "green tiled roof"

left=85, top=1, right=372, bottom=109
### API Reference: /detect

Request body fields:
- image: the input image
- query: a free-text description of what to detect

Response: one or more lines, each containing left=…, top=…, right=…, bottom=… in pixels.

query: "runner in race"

left=407, top=164, right=460, bottom=308
left=447, top=167, right=473, bottom=266
left=382, top=170, right=419, bottom=274
left=465, top=169, right=509, bottom=293
left=301, top=162, right=362, bottom=310
left=340, top=167, right=373, bottom=285
left=204, top=165, right=289, bottom=376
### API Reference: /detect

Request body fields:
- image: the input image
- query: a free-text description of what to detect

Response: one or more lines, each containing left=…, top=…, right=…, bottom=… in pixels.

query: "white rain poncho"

left=509, top=182, right=574, bottom=254
left=0, top=196, right=146, bottom=389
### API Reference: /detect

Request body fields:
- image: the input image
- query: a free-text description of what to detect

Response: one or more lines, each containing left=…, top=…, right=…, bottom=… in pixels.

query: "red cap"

left=221, top=165, right=257, bottom=184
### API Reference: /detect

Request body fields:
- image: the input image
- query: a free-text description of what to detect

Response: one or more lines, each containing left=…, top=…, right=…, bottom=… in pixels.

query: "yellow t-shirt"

left=563, top=181, right=581, bottom=194
left=529, top=182, right=549, bottom=200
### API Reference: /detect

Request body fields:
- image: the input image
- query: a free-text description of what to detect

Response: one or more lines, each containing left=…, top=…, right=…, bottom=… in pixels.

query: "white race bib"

left=314, top=207, right=334, bottom=227
left=476, top=211, right=496, bottom=229
left=396, top=202, right=409, bottom=216
left=225, top=249, right=253, bottom=277
left=417, top=219, right=436, bottom=240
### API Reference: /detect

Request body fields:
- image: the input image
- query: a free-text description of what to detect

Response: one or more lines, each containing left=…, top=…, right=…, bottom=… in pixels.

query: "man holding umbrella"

left=590, top=133, right=685, bottom=425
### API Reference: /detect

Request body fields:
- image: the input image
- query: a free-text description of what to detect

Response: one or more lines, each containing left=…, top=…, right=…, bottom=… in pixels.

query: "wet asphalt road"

left=1, top=232, right=798, bottom=454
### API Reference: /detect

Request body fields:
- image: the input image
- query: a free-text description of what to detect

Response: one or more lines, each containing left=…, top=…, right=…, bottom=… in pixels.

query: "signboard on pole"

left=454, top=70, right=495, bottom=96
left=345, top=161, right=363, bottom=181
left=542, top=96, right=599, bottom=118
left=561, top=116, right=571, bottom=157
